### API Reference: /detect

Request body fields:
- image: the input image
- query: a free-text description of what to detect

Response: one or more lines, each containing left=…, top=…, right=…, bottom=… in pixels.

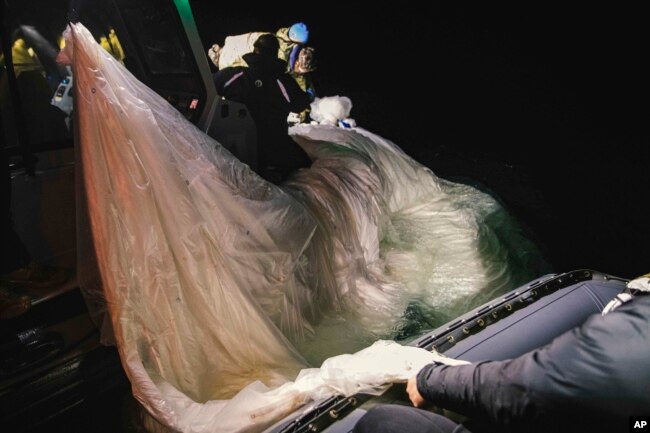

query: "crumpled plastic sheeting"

left=288, top=125, right=545, bottom=361
left=64, top=22, right=311, bottom=418
left=62, top=23, right=545, bottom=433
left=139, top=340, right=463, bottom=433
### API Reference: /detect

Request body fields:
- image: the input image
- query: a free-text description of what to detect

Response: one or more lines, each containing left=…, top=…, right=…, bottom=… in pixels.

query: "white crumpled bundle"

left=310, top=96, right=356, bottom=128
left=313, top=340, right=468, bottom=397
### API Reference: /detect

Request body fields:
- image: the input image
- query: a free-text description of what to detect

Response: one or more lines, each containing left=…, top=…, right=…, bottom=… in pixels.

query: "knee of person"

left=353, top=406, right=394, bottom=433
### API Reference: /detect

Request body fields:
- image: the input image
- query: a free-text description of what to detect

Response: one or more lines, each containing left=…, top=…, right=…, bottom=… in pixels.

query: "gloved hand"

left=287, top=112, right=301, bottom=125
left=207, top=44, right=221, bottom=67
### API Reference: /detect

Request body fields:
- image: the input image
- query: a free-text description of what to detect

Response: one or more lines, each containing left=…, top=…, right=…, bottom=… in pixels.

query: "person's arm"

left=414, top=296, right=650, bottom=425
left=279, top=75, right=310, bottom=113
left=214, top=67, right=247, bottom=102
left=415, top=357, right=549, bottom=425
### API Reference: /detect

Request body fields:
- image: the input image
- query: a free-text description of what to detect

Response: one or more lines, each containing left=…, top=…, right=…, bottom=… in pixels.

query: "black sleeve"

left=416, top=296, right=650, bottom=425
left=279, top=75, right=310, bottom=113
left=214, top=67, right=248, bottom=103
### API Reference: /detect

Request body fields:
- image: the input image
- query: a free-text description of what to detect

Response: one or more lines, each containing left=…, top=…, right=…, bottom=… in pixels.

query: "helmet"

left=288, top=22, right=309, bottom=44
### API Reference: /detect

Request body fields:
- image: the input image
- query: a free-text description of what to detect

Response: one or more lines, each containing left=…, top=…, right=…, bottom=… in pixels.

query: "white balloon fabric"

left=61, top=23, right=544, bottom=433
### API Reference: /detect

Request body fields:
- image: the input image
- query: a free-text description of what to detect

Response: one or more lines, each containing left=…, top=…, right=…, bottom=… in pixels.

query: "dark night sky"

left=190, top=3, right=648, bottom=278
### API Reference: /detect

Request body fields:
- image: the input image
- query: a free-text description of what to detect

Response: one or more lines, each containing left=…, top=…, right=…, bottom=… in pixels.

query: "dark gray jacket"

left=417, top=295, right=650, bottom=432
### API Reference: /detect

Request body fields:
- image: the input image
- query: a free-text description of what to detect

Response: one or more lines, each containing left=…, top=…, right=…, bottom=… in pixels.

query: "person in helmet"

left=209, top=23, right=315, bottom=92
left=209, top=23, right=316, bottom=123
left=275, top=22, right=316, bottom=99
left=214, top=34, right=311, bottom=184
